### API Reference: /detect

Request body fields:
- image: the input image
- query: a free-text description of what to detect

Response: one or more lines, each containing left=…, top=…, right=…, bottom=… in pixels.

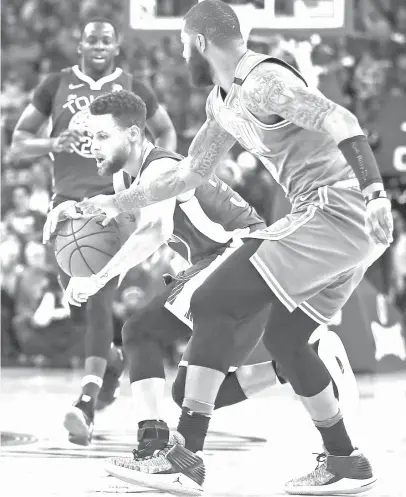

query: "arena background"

left=1, top=0, right=405, bottom=373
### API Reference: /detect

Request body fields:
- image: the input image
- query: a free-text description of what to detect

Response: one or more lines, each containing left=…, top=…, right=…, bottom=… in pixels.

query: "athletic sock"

left=81, top=356, right=106, bottom=402
left=177, top=407, right=211, bottom=453
left=317, top=418, right=354, bottom=456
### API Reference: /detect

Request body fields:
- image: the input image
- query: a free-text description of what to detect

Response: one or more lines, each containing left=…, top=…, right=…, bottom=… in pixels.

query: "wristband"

left=365, top=190, right=387, bottom=205
left=338, top=135, right=382, bottom=190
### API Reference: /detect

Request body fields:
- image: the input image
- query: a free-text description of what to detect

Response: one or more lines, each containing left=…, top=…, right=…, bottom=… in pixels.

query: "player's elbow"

left=323, top=106, right=363, bottom=144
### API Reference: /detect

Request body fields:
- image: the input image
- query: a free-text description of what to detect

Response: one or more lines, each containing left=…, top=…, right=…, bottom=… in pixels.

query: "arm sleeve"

left=31, top=73, right=62, bottom=117
left=131, top=79, right=159, bottom=119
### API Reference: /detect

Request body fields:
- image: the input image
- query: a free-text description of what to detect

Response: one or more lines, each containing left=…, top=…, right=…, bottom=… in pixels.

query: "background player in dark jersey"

left=78, top=2, right=393, bottom=494
left=61, top=92, right=358, bottom=475
left=10, top=18, right=177, bottom=446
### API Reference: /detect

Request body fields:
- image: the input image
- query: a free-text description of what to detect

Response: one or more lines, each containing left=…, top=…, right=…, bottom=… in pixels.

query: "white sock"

left=131, top=377, right=166, bottom=423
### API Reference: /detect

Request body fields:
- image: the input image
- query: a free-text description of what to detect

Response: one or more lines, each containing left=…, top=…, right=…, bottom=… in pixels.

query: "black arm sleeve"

left=131, top=79, right=159, bottom=120
left=31, top=73, right=62, bottom=117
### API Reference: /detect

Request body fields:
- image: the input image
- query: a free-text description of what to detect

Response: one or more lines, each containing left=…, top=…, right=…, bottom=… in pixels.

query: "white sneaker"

left=285, top=449, right=376, bottom=495
left=105, top=431, right=204, bottom=496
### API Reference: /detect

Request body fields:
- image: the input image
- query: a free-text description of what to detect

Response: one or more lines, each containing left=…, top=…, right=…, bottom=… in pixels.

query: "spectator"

left=29, top=160, right=52, bottom=216
left=3, top=185, right=46, bottom=255
left=12, top=241, right=76, bottom=366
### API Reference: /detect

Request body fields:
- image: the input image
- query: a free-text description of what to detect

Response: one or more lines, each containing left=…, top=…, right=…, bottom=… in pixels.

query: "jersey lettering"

left=62, top=95, right=95, bottom=114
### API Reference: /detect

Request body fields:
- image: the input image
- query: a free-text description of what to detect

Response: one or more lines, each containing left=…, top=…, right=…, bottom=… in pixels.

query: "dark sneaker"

left=63, top=394, right=94, bottom=446
left=285, top=450, right=377, bottom=495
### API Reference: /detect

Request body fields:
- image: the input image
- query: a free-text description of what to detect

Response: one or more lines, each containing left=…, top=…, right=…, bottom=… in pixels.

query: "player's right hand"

left=52, top=130, right=82, bottom=154
left=43, top=200, right=81, bottom=244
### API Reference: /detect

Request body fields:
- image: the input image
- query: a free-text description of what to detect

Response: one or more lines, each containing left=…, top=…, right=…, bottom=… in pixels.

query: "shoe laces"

left=132, top=442, right=171, bottom=461
left=312, top=452, right=327, bottom=470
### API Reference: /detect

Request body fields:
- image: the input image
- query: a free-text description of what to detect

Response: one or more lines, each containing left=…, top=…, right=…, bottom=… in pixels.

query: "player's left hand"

left=365, top=197, right=394, bottom=245
left=65, top=276, right=103, bottom=306
left=77, top=195, right=119, bottom=226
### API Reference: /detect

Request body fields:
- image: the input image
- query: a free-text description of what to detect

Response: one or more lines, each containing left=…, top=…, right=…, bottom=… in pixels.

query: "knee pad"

left=171, top=366, right=187, bottom=407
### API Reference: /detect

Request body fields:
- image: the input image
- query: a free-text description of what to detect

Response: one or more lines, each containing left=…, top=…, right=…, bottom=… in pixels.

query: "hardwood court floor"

left=1, top=368, right=405, bottom=497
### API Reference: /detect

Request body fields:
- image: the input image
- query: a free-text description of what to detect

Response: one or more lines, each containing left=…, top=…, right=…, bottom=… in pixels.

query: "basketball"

left=54, top=215, right=121, bottom=277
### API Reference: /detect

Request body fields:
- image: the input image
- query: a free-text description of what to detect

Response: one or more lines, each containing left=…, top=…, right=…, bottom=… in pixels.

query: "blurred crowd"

left=1, top=0, right=406, bottom=366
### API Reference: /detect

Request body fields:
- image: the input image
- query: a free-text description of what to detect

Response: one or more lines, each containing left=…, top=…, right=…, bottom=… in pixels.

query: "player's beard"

left=98, top=146, right=130, bottom=176
left=187, top=45, right=214, bottom=87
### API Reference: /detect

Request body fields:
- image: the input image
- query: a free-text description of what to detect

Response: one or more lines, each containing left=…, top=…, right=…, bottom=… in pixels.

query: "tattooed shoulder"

left=241, top=62, right=337, bottom=132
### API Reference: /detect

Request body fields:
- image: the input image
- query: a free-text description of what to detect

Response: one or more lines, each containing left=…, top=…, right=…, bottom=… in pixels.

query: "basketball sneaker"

left=63, top=394, right=94, bottom=446
left=285, top=449, right=377, bottom=495
left=105, top=429, right=204, bottom=496
left=96, top=345, right=124, bottom=411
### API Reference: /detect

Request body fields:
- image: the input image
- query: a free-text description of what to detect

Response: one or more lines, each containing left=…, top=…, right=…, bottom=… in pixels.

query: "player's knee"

left=171, top=366, right=187, bottom=407
left=263, top=329, right=306, bottom=365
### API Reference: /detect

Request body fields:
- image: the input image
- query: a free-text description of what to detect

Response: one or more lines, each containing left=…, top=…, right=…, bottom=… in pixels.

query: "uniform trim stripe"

left=179, top=197, right=236, bottom=244
left=299, top=301, right=331, bottom=325
left=247, top=205, right=317, bottom=241
left=250, top=254, right=297, bottom=312
left=164, top=302, right=193, bottom=329
left=168, top=235, right=192, bottom=265
left=179, top=359, right=238, bottom=373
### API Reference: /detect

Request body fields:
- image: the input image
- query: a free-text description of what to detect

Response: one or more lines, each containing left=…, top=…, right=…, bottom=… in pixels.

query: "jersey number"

left=72, top=136, right=93, bottom=158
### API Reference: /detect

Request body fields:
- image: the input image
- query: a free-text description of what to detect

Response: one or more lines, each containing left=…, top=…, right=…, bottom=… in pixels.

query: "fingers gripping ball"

left=54, top=215, right=121, bottom=277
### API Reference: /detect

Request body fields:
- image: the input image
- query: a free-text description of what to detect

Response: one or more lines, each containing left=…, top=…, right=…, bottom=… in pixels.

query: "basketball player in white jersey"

left=78, top=2, right=393, bottom=494
left=62, top=91, right=358, bottom=475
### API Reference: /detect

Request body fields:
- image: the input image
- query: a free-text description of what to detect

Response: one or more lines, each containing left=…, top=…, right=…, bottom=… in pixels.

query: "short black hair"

left=183, top=0, right=243, bottom=47
left=80, top=17, right=119, bottom=40
left=89, top=90, right=147, bottom=131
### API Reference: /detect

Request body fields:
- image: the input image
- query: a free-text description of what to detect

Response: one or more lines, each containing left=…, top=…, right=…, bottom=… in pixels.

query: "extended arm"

left=106, top=100, right=235, bottom=213
left=241, top=62, right=392, bottom=244
left=241, top=62, right=382, bottom=193
left=94, top=197, right=175, bottom=286
left=66, top=162, right=178, bottom=305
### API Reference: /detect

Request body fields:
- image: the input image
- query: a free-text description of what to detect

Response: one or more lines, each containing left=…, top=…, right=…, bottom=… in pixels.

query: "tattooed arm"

left=84, top=99, right=236, bottom=215
left=241, top=62, right=364, bottom=143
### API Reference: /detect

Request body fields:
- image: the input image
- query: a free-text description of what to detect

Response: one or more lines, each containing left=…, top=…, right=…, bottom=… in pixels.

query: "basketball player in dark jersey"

left=63, top=92, right=359, bottom=481
left=79, top=2, right=394, bottom=495
left=11, top=18, right=176, bottom=446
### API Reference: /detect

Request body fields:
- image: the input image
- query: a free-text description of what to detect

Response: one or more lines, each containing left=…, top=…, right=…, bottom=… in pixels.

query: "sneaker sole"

left=285, top=476, right=377, bottom=495
left=63, top=407, right=92, bottom=445
left=104, top=460, right=203, bottom=497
